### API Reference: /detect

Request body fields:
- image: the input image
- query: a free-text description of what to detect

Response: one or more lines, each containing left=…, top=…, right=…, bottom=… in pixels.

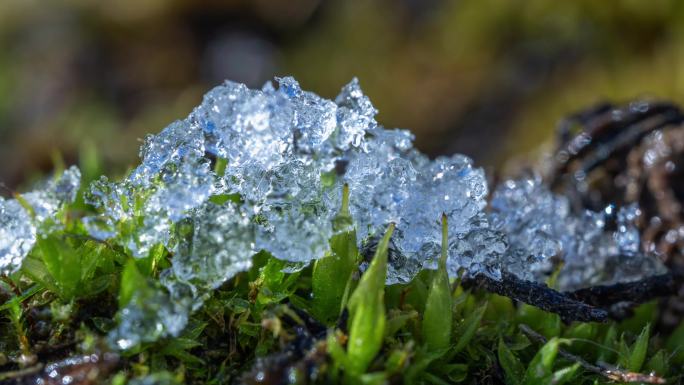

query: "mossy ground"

left=1, top=162, right=683, bottom=385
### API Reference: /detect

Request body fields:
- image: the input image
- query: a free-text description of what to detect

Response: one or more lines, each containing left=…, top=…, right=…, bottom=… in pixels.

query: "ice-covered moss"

left=0, top=166, right=81, bottom=275
left=63, top=76, right=665, bottom=348
left=490, top=176, right=666, bottom=290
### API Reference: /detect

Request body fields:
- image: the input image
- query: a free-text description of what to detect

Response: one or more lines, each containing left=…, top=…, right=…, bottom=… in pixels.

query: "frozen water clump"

left=130, top=120, right=205, bottom=188
left=490, top=177, right=667, bottom=290
left=338, top=125, right=494, bottom=283
left=84, top=177, right=170, bottom=258
left=23, top=166, right=81, bottom=225
left=335, top=77, right=378, bottom=149
left=88, top=75, right=498, bottom=285
left=0, top=198, right=36, bottom=275
left=0, top=167, right=81, bottom=276
left=557, top=204, right=667, bottom=290
left=257, top=202, right=333, bottom=263
left=192, top=80, right=294, bottom=171
left=393, top=154, right=494, bottom=282
left=85, top=145, right=217, bottom=257
left=170, top=201, right=255, bottom=291
left=277, top=76, right=337, bottom=155
left=108, top=202, right=256, bottom=349
left=448, top=229, right=507, bottom=280
left=83, top=176, right=136, bottom=240
left=489, top=177, right=565, bottom=281
left=413, top=155, right=492, bottom=270
left=108, top=286, right=190, bottom=350
left=189, top=77, right=357, bottom=262
left=337, top=127, right=417, bottom=239
left=144, top=156, right=217, bottom=223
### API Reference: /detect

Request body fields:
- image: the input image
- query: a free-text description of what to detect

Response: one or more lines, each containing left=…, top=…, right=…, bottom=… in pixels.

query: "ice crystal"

left=170, top=201, right=255, bottom=291
left=89, top=76, right=495, bottom=286
left=108, top=286, right=189, bottom=350
left=334, top=77, right=378, bottom=149
left=0, top=167, right=81, bottom=276
left=0, top=198, right=36, bottom=275
left=490, top=177, right=667, bottom=290
left=23, top=166, right=81, bottom=225
left=339, top=129, right=492, bottom=283
left=95, top=76, right=666, bottom=348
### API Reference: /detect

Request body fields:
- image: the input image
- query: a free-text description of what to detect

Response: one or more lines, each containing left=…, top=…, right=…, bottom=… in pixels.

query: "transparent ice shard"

left=23, top=166, right=81, bottom=224
left=489, top=177, right=564, bottom=281
left=192, top=80, right=293, bottom=170
left=90, top=75, right=672, bottom=348
left=277, top=76, right=337, bottom=154
left=85, top=137, right=217, bottom=257
left=83, top=176, right=133, bottom=240
left=0, top=198, right=36, bottom=276
left=448, top=228, right=507, bottom=280
left=170, top=201, right=255, bottom=291
left=256, top=201, right=333, bottom=263
left=490, top=176, right=667, bottom=290
left=83, top=177, right=169, bottom=258
left=144, top=156, right=217, bottom=223
left=337, top=125, right=493, bottom=283
left=0, top=167, right=81, bottom=276
left=130, top=120, right=205, bottom=187
left=335, top=77, right=378, bottom=149
left=108, top=285, right=189, bottom=350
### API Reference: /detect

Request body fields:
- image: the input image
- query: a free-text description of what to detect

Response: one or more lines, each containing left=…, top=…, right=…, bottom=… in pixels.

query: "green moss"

left=0, top=181, right=680, bottom=385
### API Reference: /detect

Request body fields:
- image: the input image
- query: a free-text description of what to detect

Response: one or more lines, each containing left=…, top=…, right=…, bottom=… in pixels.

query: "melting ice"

left=0, top=166, right=81, bottom=276
left=68, top=76, right=665, bottom=348
left=96, top=76, right=500, bottom=346
left=490, top=176, right=667, bottom=290
left=0, top=76, right=666, bottom=349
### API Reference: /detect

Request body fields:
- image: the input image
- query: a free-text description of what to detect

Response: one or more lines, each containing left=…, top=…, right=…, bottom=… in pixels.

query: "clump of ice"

left=90, top=76, right=493, bottom=280
left=0, top=167, right=81, bottom=276
left=98, top=76, right=499, bottom=347
left=108, top=285, right=189, bottom=350
left=94, top=76, right=664, bottom=348
left=490, top=176, right=667, bottom=290
left=169, top=201, right=255, bottom=291
left=0, top=198, right=36, bottom=276
left=23, top=166, right=81, bottom=225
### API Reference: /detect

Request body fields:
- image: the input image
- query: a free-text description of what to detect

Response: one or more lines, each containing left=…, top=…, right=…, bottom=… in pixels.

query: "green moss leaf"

left=627, top=323, right=650, bottom=372
left=646, top=349, right=669, bottom=377
left=119, top=258, right=146, bottom=308
left=522, top=337, right=560, bottom=385
left=346, top=223, right=394, bottom=376
left=312, top=195, right=358, bottom=324
left=453, top=302, right=487, bottom=354
left=423, top=214, right=453, bottom=352
left=550, top=363, right=581, bottom=385
left=498, top=338, right=524, bottom=385
left=34, top=235, right=81, bottom=299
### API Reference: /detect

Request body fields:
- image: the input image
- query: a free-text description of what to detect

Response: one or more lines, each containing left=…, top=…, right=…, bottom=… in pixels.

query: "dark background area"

left=2, top=0, right=684, bottom=191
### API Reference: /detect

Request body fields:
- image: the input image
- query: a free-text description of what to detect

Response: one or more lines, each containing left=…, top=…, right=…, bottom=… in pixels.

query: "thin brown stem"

left=519, top=324, right=666, bottom=384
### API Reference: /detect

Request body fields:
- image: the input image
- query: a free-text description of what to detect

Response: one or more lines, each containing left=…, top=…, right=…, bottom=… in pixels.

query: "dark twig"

left=519, top=324, right=666, bottom=384
left=0, top=352, right=119, bottom=385
left=463, top=272, right=608, bottom=323
left=567, top=273, right=679, bottom=309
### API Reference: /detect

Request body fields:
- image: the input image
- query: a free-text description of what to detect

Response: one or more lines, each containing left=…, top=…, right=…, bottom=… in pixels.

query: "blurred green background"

left=2, top=0, right=684, bottom=190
